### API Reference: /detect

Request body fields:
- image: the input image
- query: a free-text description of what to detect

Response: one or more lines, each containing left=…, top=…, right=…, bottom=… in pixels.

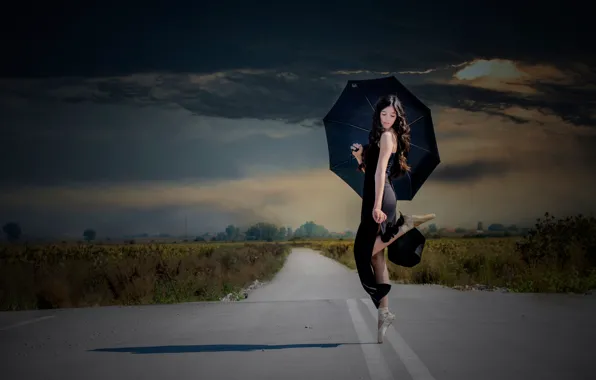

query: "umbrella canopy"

left=323, top=76, right=440, bottom=200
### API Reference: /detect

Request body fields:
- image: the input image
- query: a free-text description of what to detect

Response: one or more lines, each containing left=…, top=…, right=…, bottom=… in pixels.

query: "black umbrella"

left=323, top=76, right=440, bottom=200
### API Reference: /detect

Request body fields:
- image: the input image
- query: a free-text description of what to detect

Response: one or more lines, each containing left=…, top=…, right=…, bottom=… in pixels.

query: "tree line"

left=1, top=220, right=528, bottom=243
left=1, top=221, right=353, bottom=243
left=188, top=221, right=352, bottom=242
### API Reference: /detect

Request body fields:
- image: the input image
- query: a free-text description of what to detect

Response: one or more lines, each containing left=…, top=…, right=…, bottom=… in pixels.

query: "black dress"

left=353, top=143, right=404, bottom=309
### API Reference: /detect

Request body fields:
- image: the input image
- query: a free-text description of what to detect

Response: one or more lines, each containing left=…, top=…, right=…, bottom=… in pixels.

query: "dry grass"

left=0, top=242, right=289, bottom=311
left=305, top=213, right=596, bottom=294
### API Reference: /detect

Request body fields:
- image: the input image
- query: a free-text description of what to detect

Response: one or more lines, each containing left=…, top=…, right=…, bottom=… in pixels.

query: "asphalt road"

left=1, top=248, right=594, bottom=380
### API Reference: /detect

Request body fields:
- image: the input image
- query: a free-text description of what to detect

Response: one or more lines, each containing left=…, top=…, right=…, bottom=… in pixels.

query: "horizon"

left=1, top=2, right=595, bottom=237
left=1, top=215, right=550, bottom=240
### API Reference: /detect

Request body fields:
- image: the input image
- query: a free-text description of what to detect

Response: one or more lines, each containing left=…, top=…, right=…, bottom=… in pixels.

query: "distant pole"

left=185, top=215, right=187, bottom=239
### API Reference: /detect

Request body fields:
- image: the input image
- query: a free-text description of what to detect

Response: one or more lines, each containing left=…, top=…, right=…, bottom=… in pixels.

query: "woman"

left=350, top=94, right=435, bottom=343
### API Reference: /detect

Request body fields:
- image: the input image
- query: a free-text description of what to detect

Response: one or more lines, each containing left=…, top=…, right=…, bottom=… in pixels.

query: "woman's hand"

left=351, top=143, right=363, bottom=160
left=372, top=208, right=387, bottom=224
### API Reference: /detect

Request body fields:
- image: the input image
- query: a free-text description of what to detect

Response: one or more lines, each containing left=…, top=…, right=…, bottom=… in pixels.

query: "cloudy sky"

left=1, top=1, right=595, bottom=237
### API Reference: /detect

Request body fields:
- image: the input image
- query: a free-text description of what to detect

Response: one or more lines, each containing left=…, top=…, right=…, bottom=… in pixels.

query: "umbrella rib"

left=406, top=116, right=424, bottom=128
left=363, top=94, right=374, bottom=111
left=326, top=119, right=369, bottom=132
left=327, top=115, right=423, bottom=133
left=330, top=158, right=353, bottom=170
left=405, top=171, right=413, bottom=199
left=410, top=143, right=432, bottom=154
left=405, top=115, right=434, bottom=154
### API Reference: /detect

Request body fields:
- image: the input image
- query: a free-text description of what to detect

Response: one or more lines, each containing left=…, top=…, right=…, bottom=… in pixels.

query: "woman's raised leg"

left=373, top=213, right=436, bottom=256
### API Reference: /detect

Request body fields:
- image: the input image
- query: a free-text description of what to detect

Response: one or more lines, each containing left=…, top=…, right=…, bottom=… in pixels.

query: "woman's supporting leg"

left=372, top=248, right=395, bottom=344
left=371, top=249, right=390, bottom=308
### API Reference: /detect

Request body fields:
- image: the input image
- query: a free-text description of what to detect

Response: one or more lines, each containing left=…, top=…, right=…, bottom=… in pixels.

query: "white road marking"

left=361, top=298, right=437, bottom=380
left=0, top=315, right=55, bottom=331
left=346, top=298, right=394, bottom=380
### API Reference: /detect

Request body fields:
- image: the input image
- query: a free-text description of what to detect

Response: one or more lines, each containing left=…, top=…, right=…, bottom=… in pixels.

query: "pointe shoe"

left=411, top=213, right=436, bottom=227
left=378, top=310, right=395, bottom=343
left=401, top=213, right=435, bottom=231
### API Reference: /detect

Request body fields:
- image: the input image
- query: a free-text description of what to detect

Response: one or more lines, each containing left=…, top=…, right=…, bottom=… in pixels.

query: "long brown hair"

left=368, top=94, right=411, bottom=178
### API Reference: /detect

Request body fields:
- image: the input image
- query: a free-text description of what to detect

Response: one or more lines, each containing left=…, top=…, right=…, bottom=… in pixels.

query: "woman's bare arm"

left=374, top=132, right=394, bottom=210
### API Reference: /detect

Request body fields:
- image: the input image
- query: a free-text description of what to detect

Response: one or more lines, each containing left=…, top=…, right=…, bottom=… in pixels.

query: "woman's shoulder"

left=381, top=131, right=398, bottom=148
left=381, top=130, right=397, bottom=140
left=379, top=131, right=397, bottom=147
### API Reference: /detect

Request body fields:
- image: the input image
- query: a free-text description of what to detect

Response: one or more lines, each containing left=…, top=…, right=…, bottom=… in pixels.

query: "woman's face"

left=380, top=105, right=397, bottom=130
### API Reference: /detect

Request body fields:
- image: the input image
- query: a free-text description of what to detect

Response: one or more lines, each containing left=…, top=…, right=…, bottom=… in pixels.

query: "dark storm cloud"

left=1, top=1, right=593, bottom=78
left=0, top=72, right=341, bottom=125
left=430, top=159, right=511, bottom=183
left=173, top=73, right=342, bottom=123
left=1, top=0, right=593, bottom=128
left=4, top=62, right=595, bottom=131
left=526, top=82, right=596, bottom=126
left=411, top=82, right=596, bottom=127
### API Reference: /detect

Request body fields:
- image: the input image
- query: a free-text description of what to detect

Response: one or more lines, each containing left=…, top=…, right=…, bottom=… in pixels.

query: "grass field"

left=1, top=213, right=594, bottom=311
left=304, top=236, right=596, bottom=293
left=0, top=242, right=290, bottom=311
left=301, top=213, right=596, bottom=293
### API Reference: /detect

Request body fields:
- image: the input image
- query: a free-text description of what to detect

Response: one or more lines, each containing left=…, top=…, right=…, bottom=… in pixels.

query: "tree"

left=477, top=221, right=483, bottom=231
left=294, top=221, right=330, bottom=238
left=83, top=229, right=96, bottom=242
left=278, top=226, right=287, bottom=240
left=2, top=222, right=22, bottom=242
left=245, top=222, right=279, bottom=241
left=488, top=223, right=505, bottom=232
left=225, top=224, right=240, bottom=241
left=427, top=223, right=437, bottom=233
